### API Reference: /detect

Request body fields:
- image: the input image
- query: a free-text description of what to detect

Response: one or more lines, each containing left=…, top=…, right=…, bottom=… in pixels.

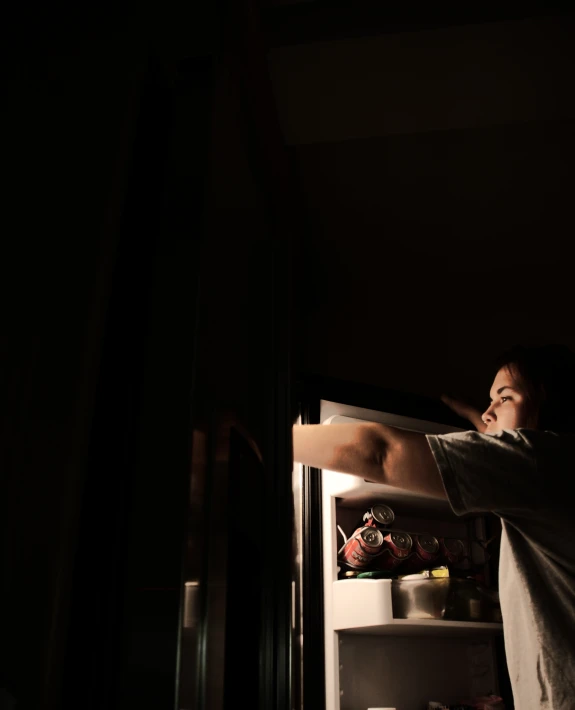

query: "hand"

left=441, top=394, right=487, bottom=433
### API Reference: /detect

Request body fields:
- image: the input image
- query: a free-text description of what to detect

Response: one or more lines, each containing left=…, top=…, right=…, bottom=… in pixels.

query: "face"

left=481, top=365, right=538, bottom=434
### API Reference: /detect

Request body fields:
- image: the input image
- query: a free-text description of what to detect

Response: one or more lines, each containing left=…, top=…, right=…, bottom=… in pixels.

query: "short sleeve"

left=426, top=429, right=540, bottom=516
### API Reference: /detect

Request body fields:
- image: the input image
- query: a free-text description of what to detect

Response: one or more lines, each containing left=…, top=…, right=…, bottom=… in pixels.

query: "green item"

left=357, top=570, right=394, bottom=579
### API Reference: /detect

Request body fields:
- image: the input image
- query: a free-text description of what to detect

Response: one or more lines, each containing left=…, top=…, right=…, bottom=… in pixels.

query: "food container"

left=391, top=577, right=500, bottom=621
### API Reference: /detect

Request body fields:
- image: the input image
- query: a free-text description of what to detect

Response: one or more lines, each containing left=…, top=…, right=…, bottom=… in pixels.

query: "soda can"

left=415, top=534, right=440, bottom=562
left=338, top=526, right=384, bottom=570
left=362, top=504, right=395, bottom=528
left=384, top=530, right=413, bottom=558
left=398, top=534, right=439, bottom=574
left=438, top=537, right=466, bottom=566
left=373, top=531, right=413, bottom=570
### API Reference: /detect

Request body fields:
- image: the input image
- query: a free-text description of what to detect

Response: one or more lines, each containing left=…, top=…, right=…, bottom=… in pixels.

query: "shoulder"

left=430, top=428, right=527, bottom=449
left=428, top=428, right=537, bottom=470
left=434, top=428, right=555, bottom=450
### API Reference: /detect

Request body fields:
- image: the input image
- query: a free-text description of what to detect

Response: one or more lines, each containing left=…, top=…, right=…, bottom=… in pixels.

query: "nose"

left=482, top=404, right=496, bottom=425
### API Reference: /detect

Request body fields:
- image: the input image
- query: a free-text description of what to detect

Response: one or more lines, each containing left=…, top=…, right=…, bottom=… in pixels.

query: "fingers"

left=440, top=394, right=469, bottom=417
left=440, top=394, right=486, bottom=433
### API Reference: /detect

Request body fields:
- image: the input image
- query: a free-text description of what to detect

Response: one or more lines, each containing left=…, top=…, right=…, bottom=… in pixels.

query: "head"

left=481, top=344, right=575, bottom=435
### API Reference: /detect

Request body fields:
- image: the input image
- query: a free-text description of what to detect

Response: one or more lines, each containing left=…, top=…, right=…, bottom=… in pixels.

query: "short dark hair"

left=494, top=344, right=575, bottom=433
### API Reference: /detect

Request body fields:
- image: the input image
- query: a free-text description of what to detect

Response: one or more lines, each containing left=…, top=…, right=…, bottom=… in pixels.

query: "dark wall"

left=2, top=6, right=219, bottom=707
left=294, top=117, right=575, bottom=405
left=268, top=13, right=575, bottom=407
left=2, top=28, right=148, bottom=709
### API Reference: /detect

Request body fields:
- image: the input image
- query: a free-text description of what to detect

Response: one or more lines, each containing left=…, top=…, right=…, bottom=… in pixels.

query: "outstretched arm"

left=292, top=422, right=447, bottom=499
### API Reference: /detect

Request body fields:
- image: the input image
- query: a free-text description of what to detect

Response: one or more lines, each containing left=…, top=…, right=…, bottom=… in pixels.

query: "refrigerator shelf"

left=324, top=469, right=455, bottom=516
left=333, top=579, right=503, bottom=636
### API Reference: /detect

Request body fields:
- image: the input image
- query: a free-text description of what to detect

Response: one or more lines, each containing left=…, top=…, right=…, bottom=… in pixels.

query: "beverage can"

left=373, top=530, right=412, bottom=571
left=363, top=504, right=395, bottom=527
left=415, top=534, right=440, bottom=561
left=398, top=534, right=439, bottom=574
left=383, top=530, right=412, bottom=558
left=338, top=526, right=384, bottom=569
left=439, top=537, right=466, bottom=566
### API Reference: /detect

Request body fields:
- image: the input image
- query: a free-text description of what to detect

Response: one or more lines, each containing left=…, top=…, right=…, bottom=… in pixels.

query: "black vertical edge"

left=59, top=49, right=214, bottom=710
left=275, top=289, right=294, bottom=710
left=223, top=428, right=266, bottom=710
left=300, top=386, right=326, bottom=710
left=194, top=417, right=214, bottom=710
left=215, top=0, right=304, bottom=703
left=171, top=53, right=215, bottom=710
left=60, top=57, right=175, bottom=710
left=272, top=357, right=296, bottom=710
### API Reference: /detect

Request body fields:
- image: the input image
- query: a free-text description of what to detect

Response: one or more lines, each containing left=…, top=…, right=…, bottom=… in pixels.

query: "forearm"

left=440, top=395, right=486, bottom=433
left=292, top=423, right=383, bottom=482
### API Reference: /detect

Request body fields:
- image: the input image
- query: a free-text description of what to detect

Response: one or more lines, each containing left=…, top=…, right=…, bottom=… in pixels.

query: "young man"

left=292, top=344, right=575, bottom=710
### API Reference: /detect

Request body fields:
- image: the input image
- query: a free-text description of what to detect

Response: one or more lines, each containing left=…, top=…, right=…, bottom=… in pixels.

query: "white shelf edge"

left=338, top=619, right=503, bottom=637
left=333, top=579, right=502, bottom=636
left=321, top=409, right=465, bottom=436
left=323, top=468, right=454, bottom=514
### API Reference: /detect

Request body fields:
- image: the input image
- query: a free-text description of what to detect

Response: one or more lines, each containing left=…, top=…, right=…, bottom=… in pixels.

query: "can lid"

left=390, top=531, right=412, bottom=551
left=360, top=527, right=384, bottom=548
left=371, top=504, right=395, bottom=525
left=418, top=534, right=439, bottom=554
left=344, top=570, right=359, bottom=578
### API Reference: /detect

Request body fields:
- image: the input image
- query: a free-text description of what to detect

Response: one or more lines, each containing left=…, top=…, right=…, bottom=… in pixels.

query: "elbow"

left=358, top=423, right=388, bottom=483
left=325, top=423, right=389, bottom=481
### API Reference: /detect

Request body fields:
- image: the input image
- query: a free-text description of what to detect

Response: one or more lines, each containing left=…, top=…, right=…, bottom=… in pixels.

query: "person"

left=292, top=344, right=575, bottom=709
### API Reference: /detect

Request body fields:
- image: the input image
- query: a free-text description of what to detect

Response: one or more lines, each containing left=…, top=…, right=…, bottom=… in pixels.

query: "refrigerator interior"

left=320, top=400, right=505, bottom=710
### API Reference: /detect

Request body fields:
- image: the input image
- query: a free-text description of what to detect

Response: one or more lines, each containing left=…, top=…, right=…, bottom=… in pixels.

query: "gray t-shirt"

left=426, top=428, right=575, bottom=710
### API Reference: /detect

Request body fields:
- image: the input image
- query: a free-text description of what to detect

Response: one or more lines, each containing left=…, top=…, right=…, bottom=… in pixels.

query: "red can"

left=338, top=526, right=385, bottom=570
left=373, top=530, right=413, bottom=571
left=399, top=534, right=439, bottom=574
left=415, top=534, right=440, bottom=562
left=362, top=504, right=395, bottom=528
left=438, top=537, right=466, bottom=566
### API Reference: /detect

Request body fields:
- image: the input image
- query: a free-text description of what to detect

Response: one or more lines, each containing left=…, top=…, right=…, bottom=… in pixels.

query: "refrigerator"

left=52, top=47, right=509, bottom=709
left=177, top=375, right=512, bottom=710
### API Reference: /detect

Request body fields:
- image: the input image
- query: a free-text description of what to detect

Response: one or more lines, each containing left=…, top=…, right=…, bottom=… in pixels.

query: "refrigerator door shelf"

left=324, top=468, right=455, bottom=516
left=333, top=579, right=503, bottom=636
